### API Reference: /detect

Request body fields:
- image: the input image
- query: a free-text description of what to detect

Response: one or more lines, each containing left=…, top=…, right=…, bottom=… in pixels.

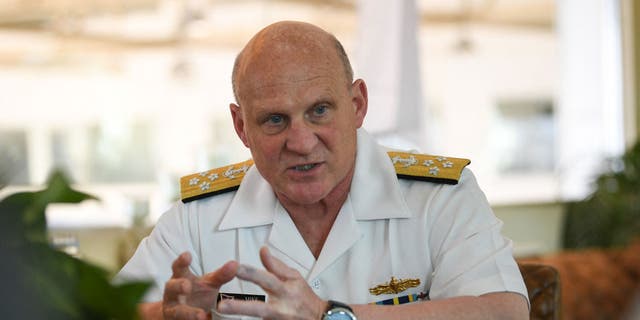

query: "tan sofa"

left=519, top=240, right=640, bottom=320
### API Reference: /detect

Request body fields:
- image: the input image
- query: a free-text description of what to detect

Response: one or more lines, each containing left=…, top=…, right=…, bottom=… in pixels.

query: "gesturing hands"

left=216, top=247, right=326, bottom=320
left=162, top=252, right=239, bottom=320
left=162, top=247, right=326, bottom=320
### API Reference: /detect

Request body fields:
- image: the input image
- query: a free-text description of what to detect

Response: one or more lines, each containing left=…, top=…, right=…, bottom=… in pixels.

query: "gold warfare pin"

left=369, top=277, right=421, bottom=295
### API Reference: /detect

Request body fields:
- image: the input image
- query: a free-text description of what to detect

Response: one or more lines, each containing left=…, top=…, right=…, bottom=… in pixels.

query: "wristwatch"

left=322, top=300, right=357, bottom=320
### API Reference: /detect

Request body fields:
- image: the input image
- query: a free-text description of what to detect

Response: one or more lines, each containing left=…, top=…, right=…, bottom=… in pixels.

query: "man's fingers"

left=163, top=278, right=191, bottom=304
left=172, top=252, right=193, bottom=279
left=236, top=264, right=283, bottom=294
left=163, top=279, right=208, bottom=320
left=201, top=260, right=239, bottom=287
left=217, top=299, right=272, bottom=319
left=164, top=303, right=209, bottom=320
left=260, top=246, right=297, bottom=280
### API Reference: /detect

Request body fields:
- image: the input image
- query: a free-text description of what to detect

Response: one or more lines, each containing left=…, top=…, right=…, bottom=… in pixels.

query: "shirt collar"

left=217, top=129, right=412, bottom=231
left=217, top=164, right=276, bottom=230
left=349, top=129, right=412, bottom=220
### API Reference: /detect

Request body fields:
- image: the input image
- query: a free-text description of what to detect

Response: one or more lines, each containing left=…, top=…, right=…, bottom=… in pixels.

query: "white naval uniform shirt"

left=116, top=129, right=528, bottom=307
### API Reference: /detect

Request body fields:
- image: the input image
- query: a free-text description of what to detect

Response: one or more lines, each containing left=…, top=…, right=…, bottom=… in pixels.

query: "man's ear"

left=230, top=103, right=250, bottom=148
left=351, top=79, right=368, bottom=128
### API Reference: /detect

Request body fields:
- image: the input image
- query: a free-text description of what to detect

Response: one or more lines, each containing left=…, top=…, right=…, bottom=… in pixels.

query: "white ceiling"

left=417, top=0, right=554, bottom=28
left=0, top=0, right=554, bottom=55
left=0, top=0, right=554, bottom=28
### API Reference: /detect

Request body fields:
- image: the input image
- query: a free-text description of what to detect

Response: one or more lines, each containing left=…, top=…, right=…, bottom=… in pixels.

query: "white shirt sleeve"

left=426, top=169, right=528, bottom=301
left=113, top=202, right=203, bottom=302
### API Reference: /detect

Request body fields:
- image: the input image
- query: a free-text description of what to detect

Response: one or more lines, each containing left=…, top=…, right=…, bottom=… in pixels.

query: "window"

left=492, top=98, right=555, bottom=174
left=0, top=130, right=29, bottom=185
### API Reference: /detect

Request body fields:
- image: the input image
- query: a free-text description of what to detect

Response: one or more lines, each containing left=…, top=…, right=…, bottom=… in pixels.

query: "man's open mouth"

left=293, top=163, right=318, bottom=171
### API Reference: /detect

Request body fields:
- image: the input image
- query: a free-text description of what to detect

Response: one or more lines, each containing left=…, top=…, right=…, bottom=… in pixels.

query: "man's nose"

left=285, top=119, right=318, bottom=154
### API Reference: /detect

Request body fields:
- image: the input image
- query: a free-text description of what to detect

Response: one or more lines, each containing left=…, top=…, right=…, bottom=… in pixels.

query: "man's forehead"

left=245, top=49, right=329, bottom=80
left=247, top=60, right=333, bottom=82
left=244, top=75, right=337, bottom=104
left=255, top=40, right=323, bottom=63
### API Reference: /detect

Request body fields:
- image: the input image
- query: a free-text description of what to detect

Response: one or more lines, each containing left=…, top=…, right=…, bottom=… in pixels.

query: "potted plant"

left=563, top=141, right=640, bottom=249
left=0, top=171, right=150, bottom=319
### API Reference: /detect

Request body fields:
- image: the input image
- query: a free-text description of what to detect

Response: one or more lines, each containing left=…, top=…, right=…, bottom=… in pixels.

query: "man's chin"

left=278, top=185, right=329, bottom=205
left=286, top=194, right=327, bottom=206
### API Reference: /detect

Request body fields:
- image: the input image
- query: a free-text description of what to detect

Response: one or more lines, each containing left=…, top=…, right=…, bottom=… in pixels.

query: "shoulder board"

left=387, top=151, right=470, bottom=185
left=180, top=159, right=254, bottom=203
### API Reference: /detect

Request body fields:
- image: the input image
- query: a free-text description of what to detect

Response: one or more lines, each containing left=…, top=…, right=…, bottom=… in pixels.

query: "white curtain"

left=355, top=0, right=425, bottom=150
left=556, top=0, right=625, bottom=200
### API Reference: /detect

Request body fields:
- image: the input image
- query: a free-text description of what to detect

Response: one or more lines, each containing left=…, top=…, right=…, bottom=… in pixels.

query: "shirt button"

left=311, top=279, right=321, bottom=290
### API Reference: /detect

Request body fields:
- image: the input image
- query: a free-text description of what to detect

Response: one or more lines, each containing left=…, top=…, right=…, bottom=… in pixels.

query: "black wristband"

left=326, top=300, right=353, bottom=312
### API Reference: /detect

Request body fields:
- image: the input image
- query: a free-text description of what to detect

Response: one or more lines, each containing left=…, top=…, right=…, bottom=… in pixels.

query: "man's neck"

left=276, top=169, right=354, bottom=259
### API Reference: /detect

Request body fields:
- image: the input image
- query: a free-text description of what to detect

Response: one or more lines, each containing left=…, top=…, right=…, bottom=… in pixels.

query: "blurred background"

left=0, top=0, right=639, bottom=317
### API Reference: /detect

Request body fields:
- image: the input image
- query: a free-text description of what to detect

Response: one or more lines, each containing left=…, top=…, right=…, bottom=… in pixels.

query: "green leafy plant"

left=0, top=171, right=150, bottom=320
left=563, top=141, right=640, bottom=249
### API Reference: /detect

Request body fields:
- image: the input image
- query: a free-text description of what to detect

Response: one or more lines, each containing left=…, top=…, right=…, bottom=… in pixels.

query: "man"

left=117, top=21, right=529, bottom=320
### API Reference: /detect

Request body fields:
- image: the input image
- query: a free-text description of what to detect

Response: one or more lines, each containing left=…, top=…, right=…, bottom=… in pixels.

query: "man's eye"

left=312, top=105, right=328, bottom=116
left=267, top=114, right=284, bottom=124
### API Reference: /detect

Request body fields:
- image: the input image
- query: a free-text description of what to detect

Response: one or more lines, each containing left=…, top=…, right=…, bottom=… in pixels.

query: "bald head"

left=232, top=21, right=353, bottom=104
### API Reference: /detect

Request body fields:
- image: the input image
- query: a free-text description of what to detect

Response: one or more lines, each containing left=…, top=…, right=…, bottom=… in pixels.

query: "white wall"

left=419, top=23, right=559, bottom=205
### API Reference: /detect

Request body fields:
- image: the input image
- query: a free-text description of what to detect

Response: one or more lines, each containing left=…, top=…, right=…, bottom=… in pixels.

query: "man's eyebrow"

left=306, top=96, right=334, bottom=108
left=253, top=108, right=281, bottom=117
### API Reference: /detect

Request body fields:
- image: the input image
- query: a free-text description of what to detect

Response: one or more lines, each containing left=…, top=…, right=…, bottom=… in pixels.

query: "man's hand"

left=163, top=252, right=239, bottom=320
left=216, top=247, right=326, bottom=320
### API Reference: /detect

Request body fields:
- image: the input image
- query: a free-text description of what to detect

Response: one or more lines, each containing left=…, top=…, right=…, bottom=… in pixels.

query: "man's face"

left=231, top=47, right=367, bottom=205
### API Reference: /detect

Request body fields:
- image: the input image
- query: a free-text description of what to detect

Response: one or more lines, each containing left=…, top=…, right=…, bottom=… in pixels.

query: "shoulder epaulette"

left=387, top=151, right=470, bottom=185
left=180, top=159, right=254, bottom=203
left=179, top=153, right=468, bottom=202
